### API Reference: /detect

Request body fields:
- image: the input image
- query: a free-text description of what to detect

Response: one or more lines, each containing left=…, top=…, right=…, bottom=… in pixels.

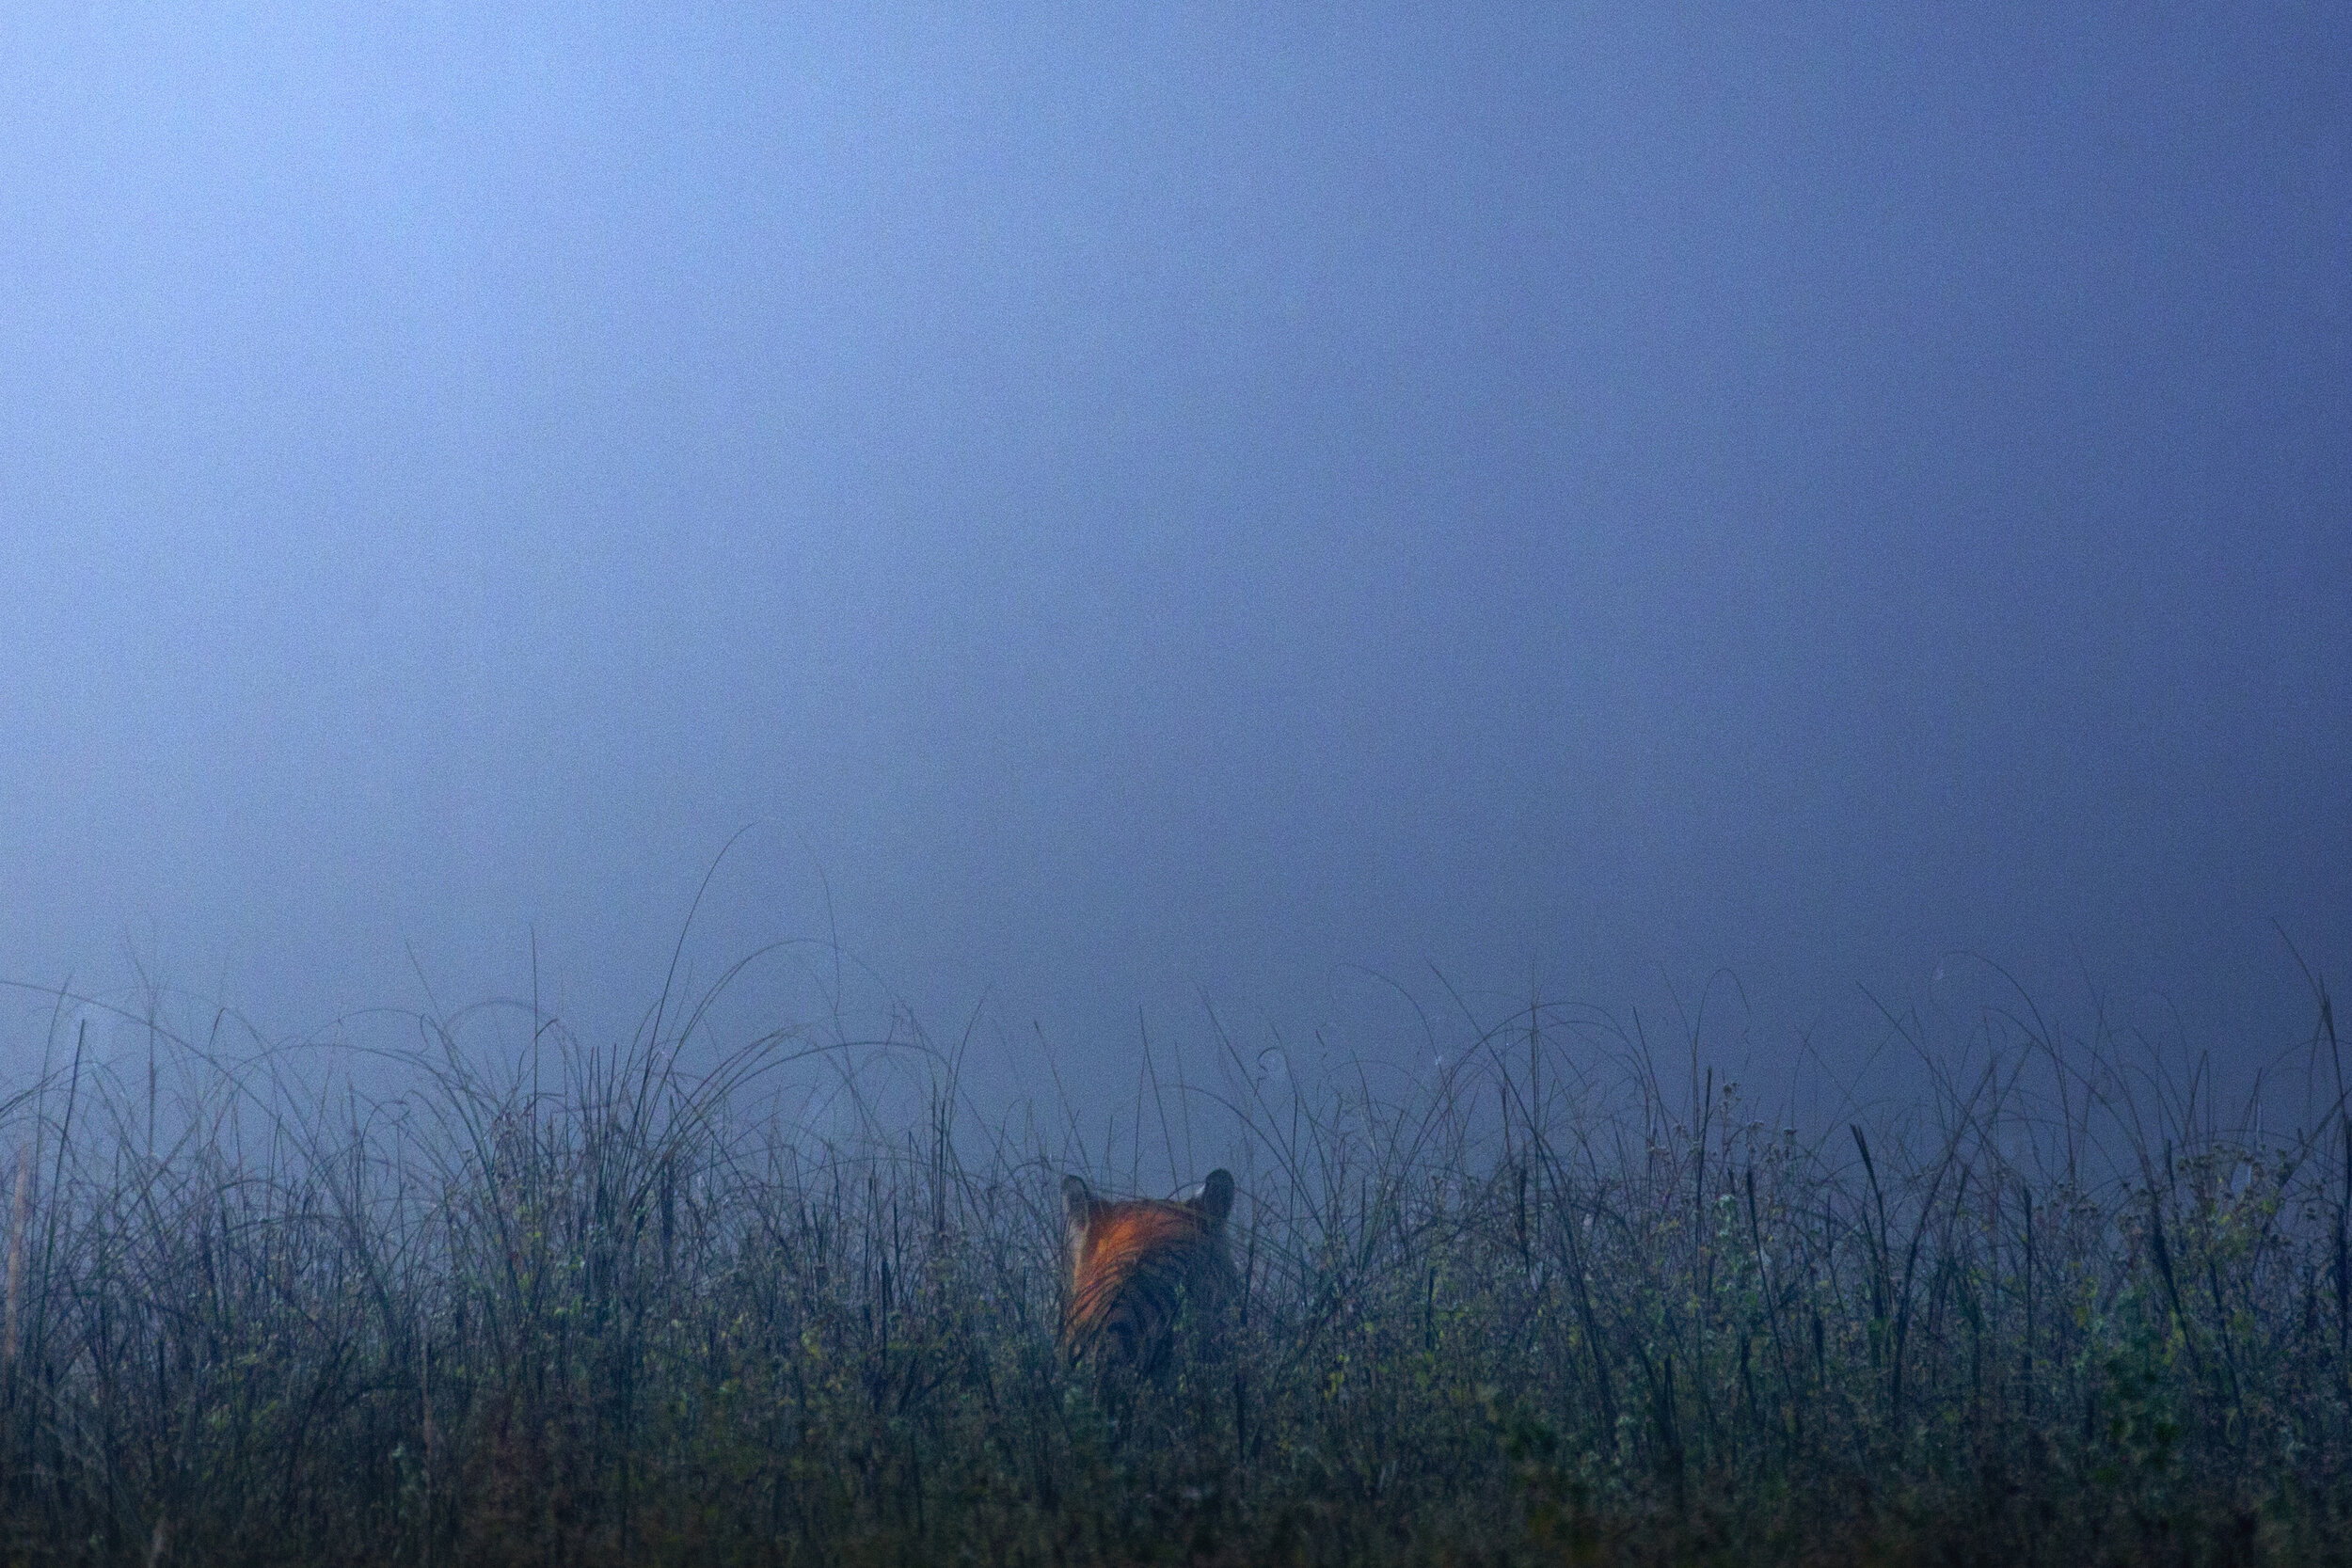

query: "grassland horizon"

left=0, top=952, right=2344, bottom=1566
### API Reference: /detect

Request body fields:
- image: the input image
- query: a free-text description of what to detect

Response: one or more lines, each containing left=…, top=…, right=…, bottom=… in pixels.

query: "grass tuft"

left=0, top=967, right=2344, bottom=1565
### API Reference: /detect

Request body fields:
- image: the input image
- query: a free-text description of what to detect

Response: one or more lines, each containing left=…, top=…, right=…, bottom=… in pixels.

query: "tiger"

left=1060, top=1168, right=1237, bottom=1373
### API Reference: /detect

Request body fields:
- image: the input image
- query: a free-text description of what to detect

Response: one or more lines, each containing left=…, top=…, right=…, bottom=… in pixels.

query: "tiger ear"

left=1185, top=1168, right=1234, bottom=1226
left=1062, top=1174, right=1096, bottom=1232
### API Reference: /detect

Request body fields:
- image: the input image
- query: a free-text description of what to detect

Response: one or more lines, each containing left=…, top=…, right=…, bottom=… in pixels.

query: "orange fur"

left=1061, top=1170, right=1235, bottom=1371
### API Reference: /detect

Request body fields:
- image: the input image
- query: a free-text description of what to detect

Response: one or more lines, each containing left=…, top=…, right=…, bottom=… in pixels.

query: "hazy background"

left=3, top=6, right=2346, bottom=1129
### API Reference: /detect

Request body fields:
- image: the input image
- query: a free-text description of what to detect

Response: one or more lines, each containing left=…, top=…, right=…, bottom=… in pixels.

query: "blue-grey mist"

left=3, top=6, right=2346, bottom=1140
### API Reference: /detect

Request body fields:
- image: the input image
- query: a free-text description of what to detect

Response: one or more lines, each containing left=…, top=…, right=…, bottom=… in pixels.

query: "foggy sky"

left=3, top=6, right=2346, bottom=1120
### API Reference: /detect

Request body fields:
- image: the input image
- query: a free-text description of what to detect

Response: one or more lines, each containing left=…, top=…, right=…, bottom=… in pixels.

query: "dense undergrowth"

left=0, top=965, right=2346, bottom=1566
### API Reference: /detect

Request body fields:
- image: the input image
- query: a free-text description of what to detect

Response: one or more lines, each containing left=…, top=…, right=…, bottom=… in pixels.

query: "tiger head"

left=1060, top=1168, right=1237, bottom=1373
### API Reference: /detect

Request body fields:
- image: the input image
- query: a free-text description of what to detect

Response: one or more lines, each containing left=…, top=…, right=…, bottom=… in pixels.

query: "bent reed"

left=0, top=973, right=2346, bottom=1566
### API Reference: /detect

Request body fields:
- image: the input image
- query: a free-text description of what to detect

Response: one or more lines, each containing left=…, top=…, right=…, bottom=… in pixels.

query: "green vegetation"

left=0, top=971, right=2344, bottom=1565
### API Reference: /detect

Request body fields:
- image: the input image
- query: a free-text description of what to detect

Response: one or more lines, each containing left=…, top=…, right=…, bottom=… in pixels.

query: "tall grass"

left=0, top=963, right=2344, bottom=1565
